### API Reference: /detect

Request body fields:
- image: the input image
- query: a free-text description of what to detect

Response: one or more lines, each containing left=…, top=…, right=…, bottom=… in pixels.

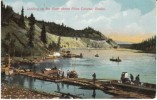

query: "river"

left=2, top=49, right=156, bottom=98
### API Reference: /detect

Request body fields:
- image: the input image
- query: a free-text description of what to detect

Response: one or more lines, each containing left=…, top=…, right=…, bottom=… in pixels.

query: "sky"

left=4, top=0, right=156, bottom=43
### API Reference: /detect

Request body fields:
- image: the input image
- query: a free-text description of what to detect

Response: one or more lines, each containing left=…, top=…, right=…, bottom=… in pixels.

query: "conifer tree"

left=57, top=36, right=61, bottom=51
left=18, top=6, right=25, bottom=28
left=40, top=23, right=47, bottom=44
left=27, top=13, right=35, bottom=48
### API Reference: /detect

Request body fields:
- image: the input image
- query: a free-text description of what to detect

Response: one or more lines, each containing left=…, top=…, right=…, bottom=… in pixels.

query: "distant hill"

left=1, top=2, right=118, bottom=57
left=116, top=41, right=133, bottom=49
left=119, top=44, right=132, bottom=49
left=116, top=41, right=133, bottom=45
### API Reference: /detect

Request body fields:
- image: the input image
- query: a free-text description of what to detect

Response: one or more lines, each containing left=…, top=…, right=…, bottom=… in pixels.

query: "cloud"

left=4, top=0, right=156, bottom=36
left=138, top=9, right=156, bottom=33
left=65, top=0, right=93, bottom=8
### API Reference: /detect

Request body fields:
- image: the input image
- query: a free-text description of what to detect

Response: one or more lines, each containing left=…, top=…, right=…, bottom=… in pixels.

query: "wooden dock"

left=15, top=72, right=155, bottom=98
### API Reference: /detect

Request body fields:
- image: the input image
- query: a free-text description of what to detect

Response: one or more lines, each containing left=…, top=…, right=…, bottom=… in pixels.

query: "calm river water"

left=2, top=49, right=156, bottom=98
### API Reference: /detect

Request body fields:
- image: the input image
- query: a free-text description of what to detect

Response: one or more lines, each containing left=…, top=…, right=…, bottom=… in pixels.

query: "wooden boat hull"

left=110, top=59, right=121, bottom=62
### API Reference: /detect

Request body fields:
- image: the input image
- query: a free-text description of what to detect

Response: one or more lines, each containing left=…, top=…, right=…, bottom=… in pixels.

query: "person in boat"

left=135, top=74, right=140, bottom=85
left=130, top=74, right=134, bottom=82
left=92, top=73, right=96, bottom=84
left=117, top=56, right=119, bottom=60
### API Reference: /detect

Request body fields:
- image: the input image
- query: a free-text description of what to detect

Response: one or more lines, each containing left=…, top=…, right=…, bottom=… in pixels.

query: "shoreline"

left=1, top=82, right=60, bottom=99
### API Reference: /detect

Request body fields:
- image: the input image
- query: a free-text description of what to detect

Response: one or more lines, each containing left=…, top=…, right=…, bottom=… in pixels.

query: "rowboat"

left=95, top=54, right=99, bottom=57
left=110, top=58, right=121, bottom=62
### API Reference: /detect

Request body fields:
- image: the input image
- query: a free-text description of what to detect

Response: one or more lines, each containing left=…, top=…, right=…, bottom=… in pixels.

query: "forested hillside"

left=131, top=36, right=156, bottom=53
left=1, top=1, right=118, bottom=57
left=36, top=21, right=107, bottom=41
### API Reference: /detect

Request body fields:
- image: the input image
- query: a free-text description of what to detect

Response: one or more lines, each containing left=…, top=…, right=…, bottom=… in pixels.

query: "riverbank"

left=1, top=83, right=60, bottom=99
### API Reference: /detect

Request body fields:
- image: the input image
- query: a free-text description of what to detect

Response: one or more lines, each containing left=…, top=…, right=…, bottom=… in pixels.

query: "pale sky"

left=4, top=0, right=156, bottom=43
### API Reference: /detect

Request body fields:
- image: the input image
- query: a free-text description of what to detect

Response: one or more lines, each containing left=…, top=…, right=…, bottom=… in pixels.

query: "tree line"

left=36, top=21, right=107, bottom=41
left=131, top=36, right=156, bottom=52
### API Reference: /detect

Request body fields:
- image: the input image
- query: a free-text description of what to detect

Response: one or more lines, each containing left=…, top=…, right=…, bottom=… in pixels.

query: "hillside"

left=1, top=3, right=118, bottom=57
left=36, top=21, right=107, bottom=41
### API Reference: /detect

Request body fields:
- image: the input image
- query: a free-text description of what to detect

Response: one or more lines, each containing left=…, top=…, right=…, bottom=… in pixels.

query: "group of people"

left=121, top=72, right=140, bottom=85
left=130, top=74, right=140, bottom=85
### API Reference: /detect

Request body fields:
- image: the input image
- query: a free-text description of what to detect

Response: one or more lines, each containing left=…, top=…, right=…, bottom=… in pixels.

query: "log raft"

left=16, top=72, right=155, bottom=98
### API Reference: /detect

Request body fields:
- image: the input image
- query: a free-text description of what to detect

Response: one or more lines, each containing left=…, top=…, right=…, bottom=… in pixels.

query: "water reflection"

left=56, top=83, right=60, bottom=92
left=92, top=89, right=96, bottom=98
left=1, top=75, right=112, bottom=98
left=61, top=82, right=64, bottom=89
left=66, top=84, right=69, bottom=89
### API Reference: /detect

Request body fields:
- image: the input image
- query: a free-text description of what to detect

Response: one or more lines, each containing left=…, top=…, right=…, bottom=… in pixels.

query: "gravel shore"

left=1, top=83, right=60, bottom=99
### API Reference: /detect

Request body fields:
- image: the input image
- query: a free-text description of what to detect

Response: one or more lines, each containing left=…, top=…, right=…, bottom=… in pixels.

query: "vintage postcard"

left=1, top=0, right=156, bottom=99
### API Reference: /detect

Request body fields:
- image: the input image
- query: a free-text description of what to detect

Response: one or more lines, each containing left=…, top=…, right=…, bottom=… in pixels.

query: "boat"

left=63, top=54, right=83, bottom=58
left=95, top=54, right=99, bottom=57
left=110, top=58, right=121, bottom=62
left=116, top=72, right=156, bottom=91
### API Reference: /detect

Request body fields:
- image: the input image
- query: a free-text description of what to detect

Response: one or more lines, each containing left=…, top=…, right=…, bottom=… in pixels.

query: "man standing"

left=135, top=74, right=140, bottom=85
left=67, top=70, right=69, bottom=78
left=92, top=73, right=96, bottom=84
left=130, top=74, right=134, bottom=82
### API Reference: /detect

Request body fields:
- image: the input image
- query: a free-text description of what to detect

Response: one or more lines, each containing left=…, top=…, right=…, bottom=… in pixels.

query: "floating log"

left=55, top=91, right=83, bottom=98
